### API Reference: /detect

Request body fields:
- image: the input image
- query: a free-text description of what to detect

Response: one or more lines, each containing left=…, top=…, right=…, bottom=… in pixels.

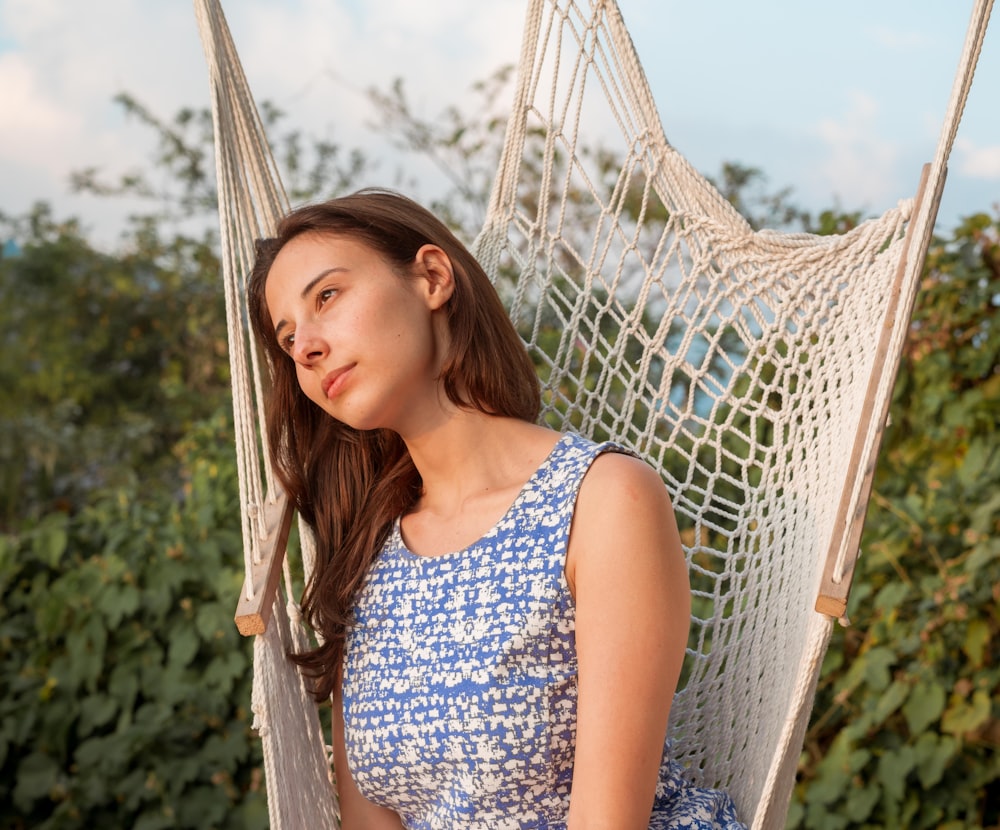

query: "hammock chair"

left=193, top=0, right=993, bottom=827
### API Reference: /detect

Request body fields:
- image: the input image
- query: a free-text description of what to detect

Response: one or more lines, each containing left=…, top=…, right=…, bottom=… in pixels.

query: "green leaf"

left=13, top=751, right=60, bottom=811
left=845, top=781, right=880, bottom=822
left=97, top=583, right=141, bottom=627
left=79, top=693, right=119, bottom=734
left=969, top=491, right=1000, bottom=536
left=202, top=650, right=246, bottom=695
left=963, top=618, right=990, bottom=667
left=134, top=807, right=176, bottom=830
left=806, top=733, right=853, bottom=807
left=941, top=689, right=992, bottom=736
left=914, top=732, right=958, bottom=788
left=873, top=581, right=910, bottom=617
left=966, top=536, right=1000, bottom=573
left=957, top=436, right=989, bottom=488
left=872, top=679, right=909, bottom=725
left=75, top=735, right=112, bottom=769
left=167, top=624, right=200, bottom=669
left=195, top=601, right=227, bottom=642
left=877, top=745, right=916, bottom=802
left=861, top=646, right=895, bottom=692
left=32, top=515, right=69, bottom=568
left=902, top=680, right=945, bottom=734
left=785, top=800, right=805, bottom=828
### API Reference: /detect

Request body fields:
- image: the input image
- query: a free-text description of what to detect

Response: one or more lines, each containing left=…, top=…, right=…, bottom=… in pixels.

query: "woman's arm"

left=332, top=685, right=406, bottom=830
left=564, top=452, right=691, bottom=830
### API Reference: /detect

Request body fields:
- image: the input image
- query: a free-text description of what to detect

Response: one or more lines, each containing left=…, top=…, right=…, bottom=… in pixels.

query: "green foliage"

left=0, top=413, right=266, bottom=829
left=0, top=88, right=378, bottom=828
left=0, top=204, right=229, bottom=527
left=789, top=213, right=1000, bottom=829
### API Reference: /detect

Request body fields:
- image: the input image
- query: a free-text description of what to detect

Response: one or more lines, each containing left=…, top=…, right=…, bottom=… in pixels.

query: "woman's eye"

left=281, top=333, right=295, bottom=354
left=319, top=287, right=337, bottom=305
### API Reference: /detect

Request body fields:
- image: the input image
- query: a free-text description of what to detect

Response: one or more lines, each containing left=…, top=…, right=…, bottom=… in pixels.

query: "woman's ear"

left=413, top=244, right=456, bottom=310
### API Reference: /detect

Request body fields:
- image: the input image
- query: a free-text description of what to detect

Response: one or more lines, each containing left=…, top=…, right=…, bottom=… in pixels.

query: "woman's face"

left=264, top=231, right=454, bottom=434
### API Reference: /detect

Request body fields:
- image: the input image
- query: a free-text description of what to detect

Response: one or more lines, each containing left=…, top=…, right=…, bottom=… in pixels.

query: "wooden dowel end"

left=235, top=491, right=294, bottom=636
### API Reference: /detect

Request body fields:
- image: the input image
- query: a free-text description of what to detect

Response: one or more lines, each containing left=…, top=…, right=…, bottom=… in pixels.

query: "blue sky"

left=629, top=2, right=999, bottom=226
left=0, top=0, right=996, bottom=246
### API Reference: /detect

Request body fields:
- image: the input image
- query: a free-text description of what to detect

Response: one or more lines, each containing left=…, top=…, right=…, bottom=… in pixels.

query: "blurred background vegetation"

left=1, top=72, right=997, bottom=829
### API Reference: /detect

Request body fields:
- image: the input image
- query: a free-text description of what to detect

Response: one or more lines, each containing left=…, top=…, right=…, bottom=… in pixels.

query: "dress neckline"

left=394, top=432, right=574, bottom=562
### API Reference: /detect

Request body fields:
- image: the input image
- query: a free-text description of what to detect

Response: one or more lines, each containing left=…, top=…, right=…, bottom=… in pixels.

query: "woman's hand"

left=565, top=452, right=691, bottom=829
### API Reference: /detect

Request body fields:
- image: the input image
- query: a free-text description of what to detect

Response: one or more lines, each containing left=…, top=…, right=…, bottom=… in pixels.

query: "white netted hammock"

left=193, top=1, right=993, bottom=827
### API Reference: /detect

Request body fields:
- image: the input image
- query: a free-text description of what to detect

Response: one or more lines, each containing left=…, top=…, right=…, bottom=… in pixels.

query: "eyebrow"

left=273, top=267, right=347, bottom=340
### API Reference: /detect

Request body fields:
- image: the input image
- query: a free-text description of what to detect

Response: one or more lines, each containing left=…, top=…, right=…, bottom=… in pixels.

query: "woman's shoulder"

left=538, top=431, right=667, bottom=509
left=565, top=438, right=680, bottom=591
left=562, top=434, right=666, bottom=495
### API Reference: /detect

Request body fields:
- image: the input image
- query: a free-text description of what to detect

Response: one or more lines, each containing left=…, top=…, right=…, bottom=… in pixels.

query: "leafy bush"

left=0, top=413, right=267, bottom=829
left=790, top=213, right=1000, bottom=829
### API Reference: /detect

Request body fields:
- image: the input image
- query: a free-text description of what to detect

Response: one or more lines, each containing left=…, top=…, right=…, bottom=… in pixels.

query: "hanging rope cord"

left=193, top=0, right=283, bottom=588
left=192, top=1, right=992, bottom=828
left=194, top=3, right=338, bottom=828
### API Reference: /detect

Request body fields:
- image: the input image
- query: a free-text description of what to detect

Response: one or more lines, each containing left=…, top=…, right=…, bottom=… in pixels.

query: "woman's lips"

left=321, top=364, right=355, bottom=399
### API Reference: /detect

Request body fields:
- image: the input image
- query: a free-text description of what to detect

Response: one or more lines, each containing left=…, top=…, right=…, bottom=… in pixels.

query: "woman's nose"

left=291, top=323, right=328, bottom=365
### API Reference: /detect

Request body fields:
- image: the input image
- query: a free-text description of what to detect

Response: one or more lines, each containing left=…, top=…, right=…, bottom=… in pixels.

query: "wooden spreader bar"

left=235, top=491, right=294, bottom=636
left=815, top=163, right=945, bottom=620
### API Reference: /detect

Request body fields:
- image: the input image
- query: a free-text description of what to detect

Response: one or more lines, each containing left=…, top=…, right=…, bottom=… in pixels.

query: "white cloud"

left=0, top=0, right=530, bottom=239
left=863, top=25, right=932, bottom=51
left=1, top=0, right=65, bottom=40
left=231, top=0, right=524, bottom=125
left=809, top=91, right=900, bottom=209
left=0, top=2, right=206, bottom=209
left=0, top=52, right=76, bottom=164
left=954, top=137, right=1000, bottom=179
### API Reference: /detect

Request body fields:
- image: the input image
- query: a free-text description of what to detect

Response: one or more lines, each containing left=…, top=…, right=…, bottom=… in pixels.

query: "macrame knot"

left=251, top=706, right=269, bottom=737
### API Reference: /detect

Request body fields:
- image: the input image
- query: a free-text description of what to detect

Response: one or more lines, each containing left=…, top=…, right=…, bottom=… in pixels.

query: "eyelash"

left=280, top=286, right=338, bottom=355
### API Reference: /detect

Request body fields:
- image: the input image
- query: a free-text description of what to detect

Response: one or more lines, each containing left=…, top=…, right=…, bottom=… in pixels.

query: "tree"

left=0, top=204, right=229, bottom=527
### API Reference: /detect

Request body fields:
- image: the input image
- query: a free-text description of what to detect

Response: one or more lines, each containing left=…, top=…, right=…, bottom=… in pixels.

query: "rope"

left=194, top=1, right=337, bottom=825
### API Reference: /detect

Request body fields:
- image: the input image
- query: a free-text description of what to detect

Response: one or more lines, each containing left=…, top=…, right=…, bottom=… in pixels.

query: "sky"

left=1, top=0, right=997, bottom=249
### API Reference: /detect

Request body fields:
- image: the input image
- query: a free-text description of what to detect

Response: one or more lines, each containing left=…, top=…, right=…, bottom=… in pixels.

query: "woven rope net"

left=194, top=0, right=991, bottom=827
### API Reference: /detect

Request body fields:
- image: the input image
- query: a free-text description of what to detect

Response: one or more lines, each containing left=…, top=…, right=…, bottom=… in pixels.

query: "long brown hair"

left=248, top=189, right=541, bottom=700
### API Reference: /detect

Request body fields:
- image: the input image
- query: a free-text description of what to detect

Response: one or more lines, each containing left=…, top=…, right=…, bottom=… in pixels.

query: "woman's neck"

left=401, top=412, right=558, bottom=520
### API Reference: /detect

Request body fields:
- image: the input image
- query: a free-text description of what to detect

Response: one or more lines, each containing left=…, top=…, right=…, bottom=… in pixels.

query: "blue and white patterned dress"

left=342, top=432, right=745, bottom=829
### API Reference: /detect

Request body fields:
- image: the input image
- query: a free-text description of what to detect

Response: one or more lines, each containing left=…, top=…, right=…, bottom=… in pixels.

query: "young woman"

left=248, top=189, right=745, bottom=829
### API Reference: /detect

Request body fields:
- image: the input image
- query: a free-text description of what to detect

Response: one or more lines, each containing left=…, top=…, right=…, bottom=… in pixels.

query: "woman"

left=248, top=189, right=745, bottom=829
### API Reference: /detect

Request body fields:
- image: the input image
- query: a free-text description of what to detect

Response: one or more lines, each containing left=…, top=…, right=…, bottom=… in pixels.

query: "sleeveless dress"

left=342, top=432, right=746, bottom=829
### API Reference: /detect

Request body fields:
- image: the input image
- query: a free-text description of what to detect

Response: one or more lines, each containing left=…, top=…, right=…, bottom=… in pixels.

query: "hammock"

left=193, top=0, right=993, bottom=827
